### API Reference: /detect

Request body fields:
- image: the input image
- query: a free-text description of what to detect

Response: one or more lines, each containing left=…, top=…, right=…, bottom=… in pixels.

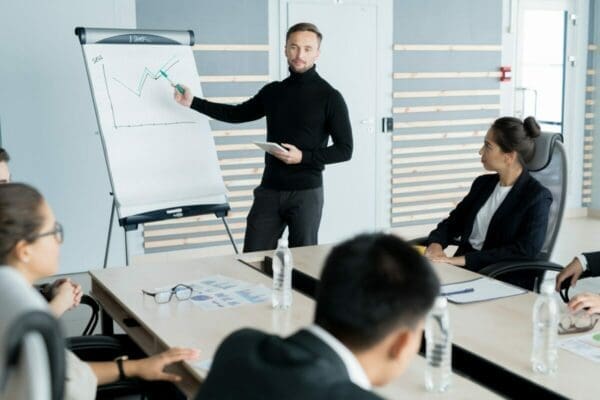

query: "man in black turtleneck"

left=174, top=22, right=353, bottom=252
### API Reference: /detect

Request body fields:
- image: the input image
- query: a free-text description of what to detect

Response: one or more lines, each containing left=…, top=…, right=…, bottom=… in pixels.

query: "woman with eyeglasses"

left=556, top=253, right=600, bottom=314
left=423, top=116, right=553, bottom=271
left=0, top=183, right=199, bottom=399
left=0, top=147, right=84, bottom=316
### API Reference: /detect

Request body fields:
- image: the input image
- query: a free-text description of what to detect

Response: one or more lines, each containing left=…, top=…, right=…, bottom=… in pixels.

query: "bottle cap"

left=434, top=296, right=448, bottom=309
left=539, top=280, right=554, bottom=294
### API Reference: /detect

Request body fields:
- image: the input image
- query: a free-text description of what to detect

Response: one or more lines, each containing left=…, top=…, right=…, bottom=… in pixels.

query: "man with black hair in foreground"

left=195, top=233, right=440, bottom=399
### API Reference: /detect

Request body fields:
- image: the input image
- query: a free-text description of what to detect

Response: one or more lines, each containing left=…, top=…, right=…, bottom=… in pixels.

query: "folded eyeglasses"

left=142, top=284, right=194, bottom=304
left=558, top=280, right=599, bottom=335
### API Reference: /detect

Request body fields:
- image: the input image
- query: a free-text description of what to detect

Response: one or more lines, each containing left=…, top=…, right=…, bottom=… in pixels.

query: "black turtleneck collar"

left=287, top=64, right=319, bottom=83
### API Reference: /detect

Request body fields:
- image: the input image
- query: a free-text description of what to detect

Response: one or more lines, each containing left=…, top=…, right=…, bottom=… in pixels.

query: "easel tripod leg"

left=222, top=217, right=239, bottom=254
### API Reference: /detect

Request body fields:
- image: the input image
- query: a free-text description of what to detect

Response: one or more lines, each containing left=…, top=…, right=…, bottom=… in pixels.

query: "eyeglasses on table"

left=142, top=284, right=194, bottom=304
left=558, top=280, right=599, bottom=335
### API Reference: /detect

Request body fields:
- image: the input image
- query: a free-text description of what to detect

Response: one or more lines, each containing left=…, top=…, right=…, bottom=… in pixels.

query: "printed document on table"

left=145, top=274, right=271, bottom=311
left=560, top=332, right=600, bottom=363
left=441, top=277, right=527, bottom=304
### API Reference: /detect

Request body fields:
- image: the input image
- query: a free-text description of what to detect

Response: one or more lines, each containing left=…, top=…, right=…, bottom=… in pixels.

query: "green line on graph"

left=112, top=56, right=180, bottom=97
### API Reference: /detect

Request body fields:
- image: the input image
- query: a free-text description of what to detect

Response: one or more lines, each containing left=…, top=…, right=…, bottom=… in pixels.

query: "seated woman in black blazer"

left=424, top=116, right=553, bottom=271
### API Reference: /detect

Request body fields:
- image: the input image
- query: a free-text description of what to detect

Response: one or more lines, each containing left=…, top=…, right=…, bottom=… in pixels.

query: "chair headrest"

left=526, top=132, right=563, bottom=171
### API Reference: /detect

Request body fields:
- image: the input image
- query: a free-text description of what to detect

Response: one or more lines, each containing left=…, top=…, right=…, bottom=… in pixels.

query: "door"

left=513, top=0, right=585, bottom=207
left=514, top=0, right=575, bottom=134
left=284, top=1, right=378, bottom=243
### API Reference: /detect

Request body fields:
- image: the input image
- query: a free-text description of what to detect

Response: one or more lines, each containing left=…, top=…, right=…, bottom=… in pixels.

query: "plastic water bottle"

left=531, top=281, right=559, bottom=374
left=272, top=239, right=292, bottom=309
left=425, top=296, right=452, bottom=392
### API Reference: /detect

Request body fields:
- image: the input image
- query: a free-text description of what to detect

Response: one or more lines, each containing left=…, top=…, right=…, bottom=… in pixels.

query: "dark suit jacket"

left=582, top=252, right=600, bottom=277
left=427, top=170, right=553, bottom=271
left=195, top=328, right=382, bottom=400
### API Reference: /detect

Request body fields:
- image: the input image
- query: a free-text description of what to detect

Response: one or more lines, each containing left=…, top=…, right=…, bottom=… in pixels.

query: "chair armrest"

left=79, top=294, right=100, bottom=336
left=479, top=260, right=563, bottom=292
left=480, top=260, right=563, bottom=275
left=66, top=334, right=148, bottom=362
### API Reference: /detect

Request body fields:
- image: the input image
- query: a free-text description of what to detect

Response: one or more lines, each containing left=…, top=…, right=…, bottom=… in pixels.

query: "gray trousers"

left=243, top=186, right=324, bottom=252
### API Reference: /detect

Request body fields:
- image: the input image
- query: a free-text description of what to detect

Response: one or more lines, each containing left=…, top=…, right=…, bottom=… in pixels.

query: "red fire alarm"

left=500, top=66, right=512, bottom=82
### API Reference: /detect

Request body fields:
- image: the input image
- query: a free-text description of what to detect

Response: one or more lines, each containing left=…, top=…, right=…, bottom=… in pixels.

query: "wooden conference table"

left=239, top=244, right=600, bottom=400
left=90, top=254, right=501, bottom=399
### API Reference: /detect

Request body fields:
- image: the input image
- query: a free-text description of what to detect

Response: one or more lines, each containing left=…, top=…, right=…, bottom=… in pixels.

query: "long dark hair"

left=491, top=116, right=541, bottom=165
left=0, top=183, right=44, bottom=263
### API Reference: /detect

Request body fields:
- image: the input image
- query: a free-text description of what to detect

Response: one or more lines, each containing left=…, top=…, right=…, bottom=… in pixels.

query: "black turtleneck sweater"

left=191, top=65, right=353, bottom=190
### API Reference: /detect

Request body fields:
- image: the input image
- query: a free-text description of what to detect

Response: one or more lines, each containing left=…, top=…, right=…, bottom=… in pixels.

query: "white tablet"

left=253, top=141, right=289, bottom=154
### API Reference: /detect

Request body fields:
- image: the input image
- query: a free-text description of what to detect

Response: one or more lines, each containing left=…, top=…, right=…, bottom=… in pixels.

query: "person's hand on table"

left=125, top=347, right=200, bottom=382
left=568, top=292, right=600, bottom=314
left=430, top=255, right=466, bottom=267
left=271, top=143, right=302, bottom=165
left=173, top=84, right=193, bottom=107
left=424, top=243, right=445, bottom=259
left=556, top=257, right=584, bottom=291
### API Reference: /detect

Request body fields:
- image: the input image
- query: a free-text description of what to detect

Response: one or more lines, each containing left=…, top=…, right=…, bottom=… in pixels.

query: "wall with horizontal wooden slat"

left=391, top=0, right=501, bottom=232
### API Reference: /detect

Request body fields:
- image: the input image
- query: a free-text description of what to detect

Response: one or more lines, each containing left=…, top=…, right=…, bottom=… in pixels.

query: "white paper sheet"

left=559, top=331, right=600, bottom=363
left=440, top=277, right=527, bottom=304
left=146, top=274, right=271, bottom=311
left=82, top=44, right=227, bottom=218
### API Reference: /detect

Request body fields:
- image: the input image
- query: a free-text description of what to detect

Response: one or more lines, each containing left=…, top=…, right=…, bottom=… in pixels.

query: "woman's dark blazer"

left=426, top=170, right=553, bottom=271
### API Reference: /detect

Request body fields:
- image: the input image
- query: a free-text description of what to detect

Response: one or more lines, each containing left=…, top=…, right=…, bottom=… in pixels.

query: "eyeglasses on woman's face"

left=31, top=222, right=64, bottom=244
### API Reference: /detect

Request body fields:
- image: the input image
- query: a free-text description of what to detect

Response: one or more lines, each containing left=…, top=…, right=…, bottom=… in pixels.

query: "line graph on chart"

left=100, top=55, right=197, bottom=129
left=112, top=56, right=178, bottom=98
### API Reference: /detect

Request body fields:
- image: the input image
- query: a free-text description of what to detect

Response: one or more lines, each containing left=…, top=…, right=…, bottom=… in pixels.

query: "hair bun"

left=523, top=116, right=541, bottom=139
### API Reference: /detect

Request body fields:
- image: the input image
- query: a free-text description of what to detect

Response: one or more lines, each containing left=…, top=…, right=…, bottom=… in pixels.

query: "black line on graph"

left=112, top=56, right=179, bottom=97
left=100, top=62, right=196, bottom=129
left=102, top=64, right=118, bottom=129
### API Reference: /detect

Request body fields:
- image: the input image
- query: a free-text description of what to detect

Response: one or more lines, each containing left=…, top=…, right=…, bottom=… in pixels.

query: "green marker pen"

left=159, top=69, right=185, bottom=94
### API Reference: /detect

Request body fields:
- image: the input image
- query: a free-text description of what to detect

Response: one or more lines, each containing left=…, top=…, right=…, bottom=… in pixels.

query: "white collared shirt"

left=577, top=254, right=588, bottom=271
left=469, top=183, right=513, bottom=250
left=306, top=324, right=372, bottom=390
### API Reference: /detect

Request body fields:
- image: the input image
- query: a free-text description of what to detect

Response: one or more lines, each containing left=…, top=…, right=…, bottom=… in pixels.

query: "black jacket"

left=582, top=252, right=600, bottom=277
left=195, top=328, right=381, bottom=400
left=191, top=65, right=353, bottom=190
left=427, top=170, right=553, bottom=271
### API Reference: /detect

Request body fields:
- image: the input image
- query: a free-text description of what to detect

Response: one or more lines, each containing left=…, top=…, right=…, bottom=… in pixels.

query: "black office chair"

left=66, top=334, right=185, bottom=399
left=0, top=311, right=66, bottom=400
left=79, top=294, right=100, bottom=336
left=478, top=132, right=567, bottom=291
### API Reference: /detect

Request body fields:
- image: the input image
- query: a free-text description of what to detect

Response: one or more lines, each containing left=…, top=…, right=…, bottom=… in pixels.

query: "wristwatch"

left=114, top=355, right=129, bottom=381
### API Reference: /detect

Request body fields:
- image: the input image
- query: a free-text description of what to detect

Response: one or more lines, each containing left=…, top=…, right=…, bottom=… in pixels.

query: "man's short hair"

left=0, top=148, right=9, bottom=163
left=315, top=233, right=440, bottom=351
left=286, top=22, right=322, bottom=44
